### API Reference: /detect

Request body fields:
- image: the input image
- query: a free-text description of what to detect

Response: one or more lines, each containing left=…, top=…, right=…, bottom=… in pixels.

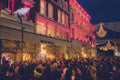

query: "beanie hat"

left=34, top=68, right=42, bottom=77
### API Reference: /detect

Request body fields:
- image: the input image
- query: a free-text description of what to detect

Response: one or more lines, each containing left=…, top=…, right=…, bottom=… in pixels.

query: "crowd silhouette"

left=0, top=56, right=120, bottom=80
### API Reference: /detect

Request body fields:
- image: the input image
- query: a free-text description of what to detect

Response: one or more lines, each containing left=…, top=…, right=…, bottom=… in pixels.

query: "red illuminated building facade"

left=69, top=0, right=95, bottom=47
left=0, top=0, right=96, bottom=62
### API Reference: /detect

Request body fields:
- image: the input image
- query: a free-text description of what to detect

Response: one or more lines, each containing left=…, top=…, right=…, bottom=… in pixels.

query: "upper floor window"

left=62, top=12, right=65, bottom=25
left=62, top=0, right=65, bottom=8
left=75, top=13, right=78, bottom=24
left=66, top=15, right=68, bottom=27
left=66, top=1, right=68, bottom=11
left=47, top=25, right=55, bottom=37
left=40, top=0, right=46, bottom=15
left=61, top=31, right=69, bottom=40
left=58, top=10, right=61, bottom=23
left=70, top=12, right=74, bottom=22
left=36, top=22, right=46, bottom=35
left=61, top=30, right=65, bottom=39
left=8, top=0, right=16, bottom=15
left=78, top=16, right=80, bottom=26
left=56, top=29, right=60, bottom=39
left=71, top=2, right=74, bottom=9
left=58, top=0, right=64, bottom=7
left=48, top=3, right=53, bottom=19
left=76, top=7, right=78, bottom=13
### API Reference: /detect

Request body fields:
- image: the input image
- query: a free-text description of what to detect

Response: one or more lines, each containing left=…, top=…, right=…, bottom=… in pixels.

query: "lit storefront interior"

left=0, top=39, right=70, bottom=62
left=1, top=39, right=96, bottom=62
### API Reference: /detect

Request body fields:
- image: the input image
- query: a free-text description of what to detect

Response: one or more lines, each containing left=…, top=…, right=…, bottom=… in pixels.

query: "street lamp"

left=14, top=7, right=30, bottom=61
left=17, top=14, right=25, bottom=61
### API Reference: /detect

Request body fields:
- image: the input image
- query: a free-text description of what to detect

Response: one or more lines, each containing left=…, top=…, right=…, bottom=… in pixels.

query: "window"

left=71, top=2, right=74, bottom=9
left=8, top=0, right=15, bottom=15
left=66, top=1, right=68, bottom=11
left=62, top=0, right=65, bottom=8
left=48, top=3, right=53, bottom=19
left=70, top=10, right=74, bottom=22
left=47, top=25, right=55, bottom=37
left=66, top=32, right=69, bottom=40
left=58, top=10, right=61, bottom=23
left=36, top=22, right=46, bottom=35
left=61, top=30, right=68, bottom=40
left=66, top=15, right=68, bottom=27
left=76, top=6, right=78, bottom=13
left=40, top=0, right=46, bottom=15
left=58, top=0, right=62, bottom=6
left=76, top=14, right=78, bottom=24
left=61, top=30, right=65, bottom=39
left=62, top=12, right=65, bottom=25
left=56, top=28, right=61, bottom=38
left=78, top=16, right=80, bottom=25
left=76, top=29, right=79, bottom=39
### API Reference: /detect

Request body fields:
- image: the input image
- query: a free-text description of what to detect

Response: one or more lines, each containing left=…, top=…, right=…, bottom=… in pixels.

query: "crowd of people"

left=0, top=56, right=120, bottom=80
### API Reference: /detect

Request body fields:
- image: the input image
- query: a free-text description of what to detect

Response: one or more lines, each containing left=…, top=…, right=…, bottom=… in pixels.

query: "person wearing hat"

left=32, top=68, right=46, bottom=80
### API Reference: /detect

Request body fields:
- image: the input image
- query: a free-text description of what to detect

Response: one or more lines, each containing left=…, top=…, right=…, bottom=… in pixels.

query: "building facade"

left=0, top=0, right=96, bottom=62
left=69, top=0, right=96, bottom=58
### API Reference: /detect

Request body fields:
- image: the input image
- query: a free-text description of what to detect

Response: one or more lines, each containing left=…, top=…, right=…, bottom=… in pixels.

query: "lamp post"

left=17, top=14, right=25, bottom=61
left=14, top=7, right=30, bottom=61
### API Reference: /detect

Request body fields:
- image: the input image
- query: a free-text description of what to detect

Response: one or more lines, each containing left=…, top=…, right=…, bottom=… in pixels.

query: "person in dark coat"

left=5, top=67, right=20, bottom=80
left=32, top=68, right=46, bottom=80
left=50, top=63, right=61, bottom=80
left=76, top=68, right=83, bottom=80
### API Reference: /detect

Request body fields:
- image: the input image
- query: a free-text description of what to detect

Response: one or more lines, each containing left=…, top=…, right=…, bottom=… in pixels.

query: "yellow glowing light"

left=46, top=54, right=54, bottom=60
left=81, top=48, right=87, bottom=58
left=23, top=53, right=30, bottom=61
left=65, top=54, right=68, bottom=59
left=82, top=53, right=87, bottom=58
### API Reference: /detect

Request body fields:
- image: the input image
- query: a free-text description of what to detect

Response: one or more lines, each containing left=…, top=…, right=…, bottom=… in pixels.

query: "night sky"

left=78, top=0, right=120, bottom=24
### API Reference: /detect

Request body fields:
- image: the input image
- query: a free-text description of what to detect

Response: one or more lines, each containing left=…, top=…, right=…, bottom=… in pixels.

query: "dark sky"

left=78, top=0, right=120, bottom=24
